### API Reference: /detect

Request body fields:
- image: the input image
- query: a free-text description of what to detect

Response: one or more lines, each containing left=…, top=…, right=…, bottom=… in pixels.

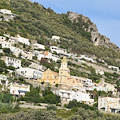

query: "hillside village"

left=1, top=8, right=120, bottom=115
left=1, top=3, right=120, bottom=119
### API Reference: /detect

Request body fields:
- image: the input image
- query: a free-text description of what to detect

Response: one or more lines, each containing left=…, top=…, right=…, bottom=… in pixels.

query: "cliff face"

left=68, top=12, right=120, bottom=51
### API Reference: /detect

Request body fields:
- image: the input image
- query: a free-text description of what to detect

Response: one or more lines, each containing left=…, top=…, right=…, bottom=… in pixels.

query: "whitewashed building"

left=59, top=90, right=94, bottom=105
left=16, top=67, right=43, bottom=79
left=37, top=53, right=44, bottom=61
left=10, top=46, right=23, bottom=57
left=22, top=51, right=33, bottom=60
left=29, top=62, right=43, bottom=71
left=33, top=43, right=45, bottom=50
left=0, top=9, right=13, bottom=15
left=33, top=50, right=60, bottom=62
left=71, top=76, right=94, bottom=87
left=51, top=36, right=60, bottom=41
left=1, top=56, right=21, bottom=68
left=108, top=65, right=119, bottom=71
left=50, top=46, right=67, bottom=55
left=11, top=34, right=30, bottom=46
left=98, top=78, right=116, bottom=93
left=0, top=41, right=11, bottom=49
left=45, top=53, right=60, bottom=62
left=96, top=70, right=104, bottom=75
left=8, top=39, right=17, bottom=45
left=98, top=97, right=120, bottom=113
left=9, top=83, right=30, bottom=96
left=80, top=55, right=96, bottom=63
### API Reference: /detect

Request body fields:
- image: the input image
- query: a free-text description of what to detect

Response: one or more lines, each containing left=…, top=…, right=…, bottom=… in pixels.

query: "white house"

left=22, top=51, right=33, bottom=60
left=29, top=62, right=43, bottom=71
left=80, top=55, right=96, bottom=63
left=108, top=65, right=119, bottom=71
left=0, top=9, right=13, bottom=15
left=0, top=41, right=11, bottom=49
left=10, top=46, right=23, bottom=57
left=71, top=76, right=94, bottom=87
left=98, top=78, right=116, bottom=93
left=12, top=34, right=30, bottom=46
left=33, top=43, right=45, bottom=50
left=8, top=39, right=17, bottom=45
left=50, top=46, right=67, bottom=55
left=16, top=67, right=43, bottom=79
left=98, top=97, right=120, bottom=113
left=9, top=83, right=30, bottom=96
left=0, top=49, right=3, bottom=53
left=96, top=70, right=104, bottom=75
left=59, top=90, right=94, bottom=105
left=33, top=50, right=59, bottom=62
left=45, top=53, right=60, bottom=62
left=51, top=36, right=60, bottom=41
left=1, top=56, right=21, bottom=68
left=37, top=53, right=44, bottom=61
left=33, top=51, right=44, bottom=60
left=0, top=75, right=8, bottom=86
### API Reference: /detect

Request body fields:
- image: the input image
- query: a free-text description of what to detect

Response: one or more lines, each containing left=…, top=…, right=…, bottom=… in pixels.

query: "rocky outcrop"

left=68, top=12, right=120, bottom=50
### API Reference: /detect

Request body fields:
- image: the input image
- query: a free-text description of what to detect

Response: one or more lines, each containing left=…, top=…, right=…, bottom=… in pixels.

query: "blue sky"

left=31, top=0, right=120, bottom=47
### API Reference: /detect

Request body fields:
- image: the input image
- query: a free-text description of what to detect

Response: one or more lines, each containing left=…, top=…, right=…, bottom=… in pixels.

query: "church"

left=37, top=56, right=82, bottom=88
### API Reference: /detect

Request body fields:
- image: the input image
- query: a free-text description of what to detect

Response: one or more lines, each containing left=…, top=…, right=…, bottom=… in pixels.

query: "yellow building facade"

left=37, top=56, right=81, bottom=87
left=37, top=68, right=59, bottom=85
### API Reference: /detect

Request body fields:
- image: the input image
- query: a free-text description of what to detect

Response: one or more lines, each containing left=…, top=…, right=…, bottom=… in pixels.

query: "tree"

left=2, top=93, right=13, bottom=103
left=18, top=53, right=22, bottom=58
left=0, top=44, right=2, bottom=49
left=55, top=83, right=58, bottom=87
left=42, top=87, right=53, bottom=97
left=33, top=55, right=37, bottom=60
left=7, top=66, right=15, bottom=71
left=41, top=81, right=45, bottom=85
left=21, top=59, right=31, bottom=67
left=42, top=87, right=61, bottom=104
left=3, top=48, right=11, bottom=54
left=2, top=109, right=60, bottom=120
left=0, top=60, right=7, bottom=74
left=23, top=88, right=41, bottom=103
left=23, top=43, right=26, bottom=48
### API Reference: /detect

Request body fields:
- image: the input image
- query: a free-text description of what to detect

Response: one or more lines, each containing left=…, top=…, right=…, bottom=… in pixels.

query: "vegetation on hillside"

left=18, top=86, right=61, bottom=105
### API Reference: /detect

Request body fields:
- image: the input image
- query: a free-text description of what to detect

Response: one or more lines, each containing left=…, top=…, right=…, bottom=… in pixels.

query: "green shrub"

left=47, top=105, right=57, bottom=111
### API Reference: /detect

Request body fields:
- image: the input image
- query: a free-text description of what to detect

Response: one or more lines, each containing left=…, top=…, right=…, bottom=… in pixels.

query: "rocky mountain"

left=68, top=12, right=120, bottom=50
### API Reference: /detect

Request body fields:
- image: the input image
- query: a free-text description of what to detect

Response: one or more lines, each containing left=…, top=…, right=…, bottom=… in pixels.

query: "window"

left=47, top=75, right=49, bottom=78
left=61, top=72, right=63, bottom=74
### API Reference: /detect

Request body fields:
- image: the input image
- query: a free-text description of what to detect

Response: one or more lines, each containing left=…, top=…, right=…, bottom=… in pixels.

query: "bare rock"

left=67, top=12, right=120, bottom=51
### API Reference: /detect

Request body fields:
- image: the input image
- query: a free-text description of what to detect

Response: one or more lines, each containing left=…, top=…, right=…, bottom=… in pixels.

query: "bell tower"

left=59, top=56, right=70, bottom=84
